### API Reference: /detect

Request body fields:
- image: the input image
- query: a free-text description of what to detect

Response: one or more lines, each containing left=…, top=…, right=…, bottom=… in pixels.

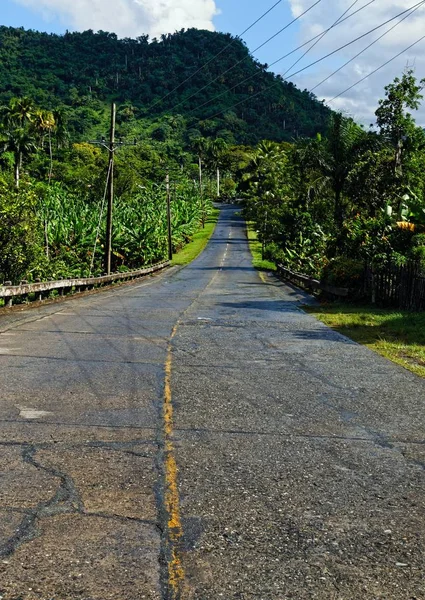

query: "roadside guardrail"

left=0, top=261, right=170, bottom=307
left=276, top=264, right=349, bottom=298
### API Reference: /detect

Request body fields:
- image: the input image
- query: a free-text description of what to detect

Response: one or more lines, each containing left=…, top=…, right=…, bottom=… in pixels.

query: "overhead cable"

left=185, top=0, right=377, bottom=116
left=148, top=0, right=286, bottom=111
left=329, top=34, right=425, bottom=103
left=203, top=0, right=425, bottom=120
left=167, top=0, right=323, bottom=113
left=310, top=1, right=425, bottom=93
left=281, top=0, right=361, bottom=79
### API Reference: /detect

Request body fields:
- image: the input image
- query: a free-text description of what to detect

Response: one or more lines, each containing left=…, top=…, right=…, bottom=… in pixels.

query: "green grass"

left=171, top=208, right=220, bottom=266
left=246, top=222, right=276, bottom=271
left=305, top=302, right=425, bottom=378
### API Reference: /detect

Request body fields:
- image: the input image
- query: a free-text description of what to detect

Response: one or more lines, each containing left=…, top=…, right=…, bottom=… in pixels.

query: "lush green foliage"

left=0, top=183, right=45, bottom=283
left=0, top=26, right=331, bottom=146
left=0, top=174, right=209, bottom=283
left=243, top=69, right=425, bottom=288
left=0, top=95, right=217, bottom=283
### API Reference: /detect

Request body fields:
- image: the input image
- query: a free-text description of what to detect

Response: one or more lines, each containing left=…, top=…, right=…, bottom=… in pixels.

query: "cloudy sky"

left=286, top=0, right=425, bottom=125
left=1, top=0, right=425, bottom=125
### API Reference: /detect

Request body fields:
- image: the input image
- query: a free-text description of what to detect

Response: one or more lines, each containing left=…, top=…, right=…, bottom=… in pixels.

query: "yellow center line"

left=164, top=324, right=185, bottom=597
left=162, top=219, right=231, bottom=598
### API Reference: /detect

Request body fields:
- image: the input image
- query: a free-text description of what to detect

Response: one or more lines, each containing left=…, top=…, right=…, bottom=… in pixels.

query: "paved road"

left=1, top=206, right=425, bottom=599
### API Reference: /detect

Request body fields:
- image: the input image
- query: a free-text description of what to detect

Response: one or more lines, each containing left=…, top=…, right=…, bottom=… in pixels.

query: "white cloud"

left=14, top=0, right=219, bottom=39
left=286, top=0, right=425, bottom=125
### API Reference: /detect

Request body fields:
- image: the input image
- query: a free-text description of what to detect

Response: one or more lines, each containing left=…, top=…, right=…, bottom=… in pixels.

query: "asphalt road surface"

left=1, top=205, right=425, bottom=600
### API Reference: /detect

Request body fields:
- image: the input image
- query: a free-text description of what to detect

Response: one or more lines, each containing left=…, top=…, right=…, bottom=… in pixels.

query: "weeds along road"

left=1, top=205, right=425, bottom=599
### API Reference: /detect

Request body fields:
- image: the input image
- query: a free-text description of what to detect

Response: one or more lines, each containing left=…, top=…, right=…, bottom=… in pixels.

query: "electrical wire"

left=148, top=0, right=286, bottom=111
left=203, top=0, right=425, bottom=121
left=310, top=1, right=425, bottom=94
left=184, top=0, right=377, bottom=117
left=281, top=0, right=361, bottom=79
left=167, top=0, right=323, bottom=114
left=328, top=34, right=425, bottom=103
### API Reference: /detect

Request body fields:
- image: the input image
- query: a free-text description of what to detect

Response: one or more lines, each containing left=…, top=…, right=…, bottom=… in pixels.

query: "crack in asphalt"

left=0, top=444, right=83, bottom=558
left=0, top=440, right=159, bottom=559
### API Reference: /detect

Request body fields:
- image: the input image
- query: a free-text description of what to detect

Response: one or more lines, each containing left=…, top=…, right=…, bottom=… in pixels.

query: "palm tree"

left=191, top=137, right=209, bottom=226
left=0, top=97, right=38, bottom=188
left=302, top=113, right=369, bottom=227
left=53, top=108, right=69, bottom=150
left=1, top=97, right=35, bottom=128
left=33, top=109, right=56, bottom=183
left=207, top=138, right=228, bottom=199
left=1, top=127, right=37, bottom=188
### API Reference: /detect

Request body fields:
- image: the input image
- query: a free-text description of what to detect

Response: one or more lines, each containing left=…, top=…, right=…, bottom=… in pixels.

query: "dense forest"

left=0, top=26, right=331, bottom=145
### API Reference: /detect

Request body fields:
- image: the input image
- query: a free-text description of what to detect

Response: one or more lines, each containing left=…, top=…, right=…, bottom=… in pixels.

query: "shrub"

left=0, top=183, right=45, bottom=284
left=321, top=257, right=364, bottom=288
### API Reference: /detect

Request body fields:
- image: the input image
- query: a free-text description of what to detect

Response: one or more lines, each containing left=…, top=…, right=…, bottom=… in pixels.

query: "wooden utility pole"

left=105, top=102, right=116, bottom=275
left=199, top=156, right=205, bottom=229
left=166, top=172, right=173, bottom=261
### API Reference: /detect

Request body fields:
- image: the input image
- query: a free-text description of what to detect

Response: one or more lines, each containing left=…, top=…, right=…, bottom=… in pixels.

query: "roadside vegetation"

left=0, top=96, right=239, bottom=283
left=241, top=69, right=425, bottom=372
left=243, top=69, right=425, bottom=290
left=246, top=222, right=276, bottom=272
left=172, top=208, right=219, bottom=266
left=305, top=302, right=425, bottom=378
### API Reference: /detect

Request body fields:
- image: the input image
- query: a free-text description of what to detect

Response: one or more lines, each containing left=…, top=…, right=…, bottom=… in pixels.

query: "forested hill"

left=0, top=26, right=331, bottom=144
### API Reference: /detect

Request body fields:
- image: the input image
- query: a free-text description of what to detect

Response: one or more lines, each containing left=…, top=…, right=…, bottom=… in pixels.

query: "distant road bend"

left=1, top=205, right=425, bottom=599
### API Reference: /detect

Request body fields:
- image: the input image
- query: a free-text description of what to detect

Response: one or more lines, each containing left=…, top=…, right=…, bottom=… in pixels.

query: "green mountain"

left=0, top=26, right=331, bottom=145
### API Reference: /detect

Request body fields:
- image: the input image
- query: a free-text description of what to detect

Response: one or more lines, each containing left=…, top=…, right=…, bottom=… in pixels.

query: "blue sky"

left=1, top=0, right=63, bottom=32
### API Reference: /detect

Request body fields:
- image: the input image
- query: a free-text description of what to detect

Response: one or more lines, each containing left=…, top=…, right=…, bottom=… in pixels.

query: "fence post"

left=371, top=267, right=376, bottom=304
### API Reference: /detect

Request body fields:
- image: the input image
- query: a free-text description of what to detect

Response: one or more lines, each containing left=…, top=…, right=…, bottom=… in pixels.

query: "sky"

left=1, top=0, right=425, bottom=125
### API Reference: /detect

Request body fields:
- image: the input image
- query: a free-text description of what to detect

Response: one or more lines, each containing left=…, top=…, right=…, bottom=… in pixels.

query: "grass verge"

left=246, top=222, right=276, bottom=271
left=305, top=302, right=425, bottom=378
left=171, top=208, right=220, bottom=267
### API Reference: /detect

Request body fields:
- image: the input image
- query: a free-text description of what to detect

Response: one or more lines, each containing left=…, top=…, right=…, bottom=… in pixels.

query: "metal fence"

left=0, top=261, right=170, bottom=308
left=276, top=265, right=349, bottom=298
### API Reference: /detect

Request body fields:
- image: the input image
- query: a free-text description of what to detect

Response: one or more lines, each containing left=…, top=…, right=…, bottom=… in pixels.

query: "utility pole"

left=166, top=172, right=173, bottom=261
left=105, top=102, right=116, bottom=275
left=199, top=155, right=205, bottom=229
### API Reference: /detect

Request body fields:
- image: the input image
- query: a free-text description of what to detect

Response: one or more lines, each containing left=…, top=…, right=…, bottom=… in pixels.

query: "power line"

left=185, top=0, right=377, bottom=117
left=148, top=0, right=285, bottom=111
left=310, top=1, right=425, bottom=94
left=329, top=34, right=425, bottom=103
left=167, top=0, right=323, bottom=114
left=281, top=0, right=361, bottom=79
left=203, top=0, right=425, bottom=121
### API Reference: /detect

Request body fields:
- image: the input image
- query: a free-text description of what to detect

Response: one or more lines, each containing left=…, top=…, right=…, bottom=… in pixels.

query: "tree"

left=302, top=114, right=369, bottom=227
left=191, top=137, right=209, bottom=225
left=33, top=109, right=56, bottom=183
left=243, top=140, right=291, bottom=257
left=1, top=127, right=37, bottom=188
left=0, top=97, right=38, bottom=187
left=375, top=68, right=425, bottom=204
left=206, top=138, right=228, bottom=198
